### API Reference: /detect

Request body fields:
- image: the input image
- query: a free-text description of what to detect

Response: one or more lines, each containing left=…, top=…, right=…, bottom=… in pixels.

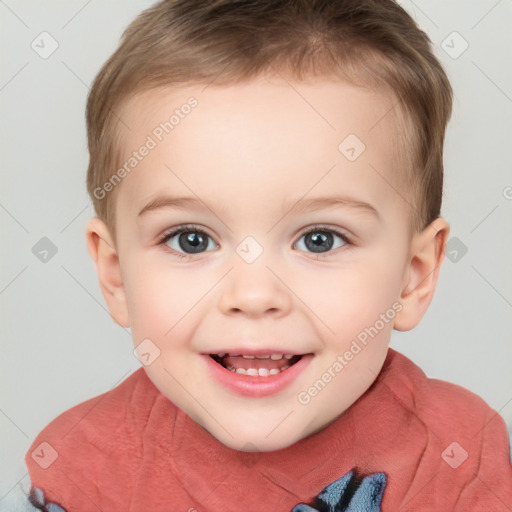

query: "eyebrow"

left=138, top=195, right=379, bottom=218
left=286, top=196, right=379, bottom=218
left=138, top=196, right=219, bottom=217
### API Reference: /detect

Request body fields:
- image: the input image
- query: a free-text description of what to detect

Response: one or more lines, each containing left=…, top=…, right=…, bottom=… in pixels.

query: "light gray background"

left=1, top=0, right=511, bottom=508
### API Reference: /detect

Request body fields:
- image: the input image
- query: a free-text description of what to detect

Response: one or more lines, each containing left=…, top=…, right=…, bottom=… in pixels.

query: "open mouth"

left=209, top=353, right=303, bottom=377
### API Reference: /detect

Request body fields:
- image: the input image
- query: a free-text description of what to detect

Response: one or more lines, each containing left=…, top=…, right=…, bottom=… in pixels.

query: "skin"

left=86, top=74, right=449, bottom=452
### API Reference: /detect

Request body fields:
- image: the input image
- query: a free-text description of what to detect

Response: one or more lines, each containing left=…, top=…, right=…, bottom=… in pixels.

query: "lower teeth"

left=227, top=365, right=290, bottom=376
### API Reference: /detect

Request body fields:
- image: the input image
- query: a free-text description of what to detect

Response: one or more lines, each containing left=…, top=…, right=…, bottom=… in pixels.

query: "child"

left=24, top=0, right=512, bottom=510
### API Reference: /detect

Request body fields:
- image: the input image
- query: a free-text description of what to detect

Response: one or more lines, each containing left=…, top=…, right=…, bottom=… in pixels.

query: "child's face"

left=95, top=76, right=436, bottom=451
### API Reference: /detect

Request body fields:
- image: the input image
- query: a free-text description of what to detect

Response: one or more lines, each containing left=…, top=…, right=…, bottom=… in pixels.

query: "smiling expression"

left=88, top=74, right=442, bottom=451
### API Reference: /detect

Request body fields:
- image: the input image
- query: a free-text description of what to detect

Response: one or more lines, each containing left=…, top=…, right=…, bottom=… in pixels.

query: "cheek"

left=122, top=257, right=207, bottom=342
left=334, top=262, right=402, bottom=307
left=296, top=249, right=406, bottom=346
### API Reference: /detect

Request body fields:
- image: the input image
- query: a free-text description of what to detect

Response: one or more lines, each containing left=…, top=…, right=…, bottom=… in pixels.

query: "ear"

left=86, top=217, right=130, bottom=327
left=394, top=217, right=450, bottom=331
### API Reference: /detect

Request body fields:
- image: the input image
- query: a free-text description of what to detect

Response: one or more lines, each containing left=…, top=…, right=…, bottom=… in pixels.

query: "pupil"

left=307, top=232, right=333, bottom=253
left=179, top=232, right=208, bottom=253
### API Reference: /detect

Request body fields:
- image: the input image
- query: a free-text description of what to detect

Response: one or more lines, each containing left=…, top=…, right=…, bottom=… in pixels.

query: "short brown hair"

left=86, top=0, right=452, bottom=235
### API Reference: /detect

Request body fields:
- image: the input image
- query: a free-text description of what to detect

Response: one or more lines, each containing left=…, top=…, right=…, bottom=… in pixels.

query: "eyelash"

left=158, top=225, right=211, bottom=260
left=158, top=224, right=351, bottom=260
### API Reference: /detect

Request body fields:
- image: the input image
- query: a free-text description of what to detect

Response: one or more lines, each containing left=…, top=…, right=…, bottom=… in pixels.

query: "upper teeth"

left=216, top=353, right=294, bottom=360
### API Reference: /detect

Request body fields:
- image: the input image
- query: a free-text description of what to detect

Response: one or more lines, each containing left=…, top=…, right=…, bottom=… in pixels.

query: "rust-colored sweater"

left=25, top=349, right=512, bottom=511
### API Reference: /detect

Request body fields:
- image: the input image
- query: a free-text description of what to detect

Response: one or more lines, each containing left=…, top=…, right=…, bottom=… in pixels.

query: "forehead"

left=115, top=76, right=408, bottom=223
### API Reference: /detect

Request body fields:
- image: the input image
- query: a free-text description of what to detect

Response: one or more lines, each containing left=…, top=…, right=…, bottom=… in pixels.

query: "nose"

left=217, top=256, right=293, bottom=318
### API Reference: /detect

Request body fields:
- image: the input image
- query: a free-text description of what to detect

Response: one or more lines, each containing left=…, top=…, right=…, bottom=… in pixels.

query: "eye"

left=294, top=226, right=348, bottom=255
left=160, top=225, right=218, bottom=255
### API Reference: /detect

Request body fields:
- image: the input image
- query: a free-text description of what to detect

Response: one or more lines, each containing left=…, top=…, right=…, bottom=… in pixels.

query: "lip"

left=205, top=349, right=303, bottom=356
left=202, top=353, right=313, bottom=397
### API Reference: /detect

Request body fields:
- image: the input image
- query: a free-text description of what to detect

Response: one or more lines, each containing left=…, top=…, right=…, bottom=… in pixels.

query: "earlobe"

left=394, top=217, right=450, bottom=331
left=86, top=218, right=130, bottom=328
